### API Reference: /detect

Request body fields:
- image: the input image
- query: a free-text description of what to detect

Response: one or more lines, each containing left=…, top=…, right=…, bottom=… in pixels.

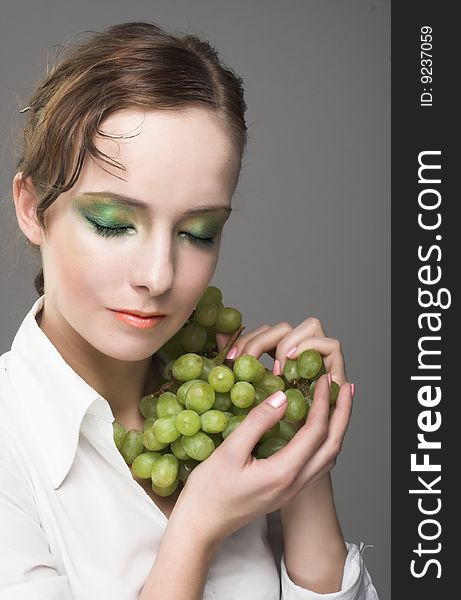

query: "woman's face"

left=35, top=108, right=240, bottom=362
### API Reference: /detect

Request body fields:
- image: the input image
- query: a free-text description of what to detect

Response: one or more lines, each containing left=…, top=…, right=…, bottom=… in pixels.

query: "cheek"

left=176, top=248, right=220, bottom=306
left=48, top=228, right=116, bottom=301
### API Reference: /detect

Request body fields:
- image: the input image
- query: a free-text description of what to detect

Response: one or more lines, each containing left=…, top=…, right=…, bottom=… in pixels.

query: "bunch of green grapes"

left=112, top=286, right=340, bottom=497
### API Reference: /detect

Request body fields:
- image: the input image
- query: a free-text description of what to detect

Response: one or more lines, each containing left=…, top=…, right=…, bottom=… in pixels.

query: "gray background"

left=0, top=1, right=390, bottom=598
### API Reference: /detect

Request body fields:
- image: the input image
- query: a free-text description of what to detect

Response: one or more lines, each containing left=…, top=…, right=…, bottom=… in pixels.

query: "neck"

left=36, top=306, right=164, bottom=429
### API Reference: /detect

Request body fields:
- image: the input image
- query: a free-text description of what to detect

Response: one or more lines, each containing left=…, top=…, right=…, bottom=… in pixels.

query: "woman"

left=0, top=21, right=378, bottom=599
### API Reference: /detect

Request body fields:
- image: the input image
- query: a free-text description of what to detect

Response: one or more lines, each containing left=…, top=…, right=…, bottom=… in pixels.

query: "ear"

left=12, top=173, right=44, bottom=246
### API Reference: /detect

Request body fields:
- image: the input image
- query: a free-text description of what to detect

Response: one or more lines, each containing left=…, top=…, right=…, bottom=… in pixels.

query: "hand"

left=217, top=317, right=353, bottom=485
left=217, top=317, right=347, bottom=387
left=172, top=319, right=353, bottom=548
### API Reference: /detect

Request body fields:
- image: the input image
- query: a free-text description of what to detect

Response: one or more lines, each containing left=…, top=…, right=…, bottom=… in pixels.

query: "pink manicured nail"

left=266, top=390, right=287, bottom=408
left=350, top=383, right=355, bottom=398
left=327, top=373, right=332, bottom=388
left=286, top=345, right=298, bottom=358
left=272, top=359, right=281, bottom=375
left=226, top=347, right=238, bottom=360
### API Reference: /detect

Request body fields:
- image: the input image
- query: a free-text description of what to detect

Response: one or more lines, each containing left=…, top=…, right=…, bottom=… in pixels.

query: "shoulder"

left=0, top=351, right=23, bottom=436
left=0, top=352, right=34, bottom=489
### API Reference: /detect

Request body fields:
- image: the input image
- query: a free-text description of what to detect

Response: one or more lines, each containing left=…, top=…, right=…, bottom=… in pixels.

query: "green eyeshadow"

left=77, top=200, right=134, bottom=225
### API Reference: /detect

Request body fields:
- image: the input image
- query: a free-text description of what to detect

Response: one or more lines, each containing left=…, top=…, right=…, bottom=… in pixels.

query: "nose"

left=130, top=226, right=175, bottom=296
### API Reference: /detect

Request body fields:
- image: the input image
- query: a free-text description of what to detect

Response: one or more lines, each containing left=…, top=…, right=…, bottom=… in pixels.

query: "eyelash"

left=87, top=220, right=217, bottom=248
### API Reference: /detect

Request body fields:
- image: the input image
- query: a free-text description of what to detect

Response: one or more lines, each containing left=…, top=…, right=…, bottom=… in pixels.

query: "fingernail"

left=286, top=345, right=298, bottom=358
left=327, top=373, right=332, bottom=389
left=272, top=359, right=281, bottom=375
left=266, top=390, right=287, bottom=408
left=350, top=383, right=355, bottom=398
left=226, top=347, right=238, bottom=360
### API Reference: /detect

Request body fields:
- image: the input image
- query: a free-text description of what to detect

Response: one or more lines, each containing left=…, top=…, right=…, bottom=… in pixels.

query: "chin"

left=84, top=333, right=164, bottom=363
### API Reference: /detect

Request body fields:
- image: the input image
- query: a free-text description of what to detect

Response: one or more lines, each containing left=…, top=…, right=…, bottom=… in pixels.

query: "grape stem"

left=213, top=324, right=245, bottom=366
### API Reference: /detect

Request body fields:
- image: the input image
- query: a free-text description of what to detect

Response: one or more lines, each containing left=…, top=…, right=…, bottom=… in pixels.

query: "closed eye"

left=86, top=218, right=134, bottom=238
left=179, top=232, right=217, bottom=248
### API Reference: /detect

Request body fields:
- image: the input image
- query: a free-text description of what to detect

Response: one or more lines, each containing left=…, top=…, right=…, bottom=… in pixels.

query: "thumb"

left=222, top=391, right=288, bottom=464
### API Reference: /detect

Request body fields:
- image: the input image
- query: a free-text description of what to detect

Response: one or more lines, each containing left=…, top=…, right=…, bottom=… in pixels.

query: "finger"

left=216, top=324, right=270, bottom=354
left=295, top=382, right=354, bottom=484
left=279, top=336, right=348, bottom=386
left=219, top=325, right=272, bottom=358
left=288, top=382, right=354, bottom=493
left=269, top=317, right=326, bottom=372
left=227, top=322, right=293, bottom=361
left=221, top=390, right=288, bottom=465
left=263, top=374, right=332, bottom=476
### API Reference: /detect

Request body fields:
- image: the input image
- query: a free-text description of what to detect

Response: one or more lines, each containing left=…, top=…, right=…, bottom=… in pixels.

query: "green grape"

left=185, top=381, right=215, bottom=414
left=158, top=330, right=185, bottom=361
left=202, top=327, right=218, bottom=352
left=256, top=437, right=288, bottom=459
left=200, top=357, right=216, bottom=381
left=193, top=303, right=219, bottom=327
left=222, top=414, right=246, bottom=439
left=120, top=429, right=144, bottom=465
left=139, top=394, right=158, bottom=419
left=230, top=381, right=256, bottom=408
left=308, top=377, right=340, bottom=405
left=171, top=437, right=190, bottom=460
left=330, top=380, right=340, bottom=405
left=259, top=422, right=281, bottom=443
left=233, top=354, right=260, bottom=382
left=181, top=431, right=215, bottom=461
left=169, top=380, right=183, bottom=394
left=252, top=361, right=267, bottom=384
left=197, top=285, right=223, bottom=307
left=177, top=378, right=203, bottom=404
left=180, top=323, right=207, bottom=353
left=208, top=365, right=235, bottom=393
left=178, top=458, right=199, bottom=483
left=223, top=411, right=234, bottom=420
left=297, top=349, right=323, bottom=380
left=231, top=405, right=253, bottom=416
left=152, top=415, right=181, bottom=443
left=317, top=362, right=327, bottom=378
left=143, top=417, right=156, bottom=431
left=283, top=359, right=299, bottom=383
left=156, top=392, right=183, bottom=417
left=172, top=353, right=203, bottom=382
left=112, top=421, right=126, bottom=451
left=131, top=451, right=162, bottom=479
left=160, top=359, right=176, bottom=381
left=215, top=307, right=242, bottom=333
left=212, top=391, right=232, bottom=411
left=151, top=454, right=179, bottom=488
left=279, top=420, right=298, bottom=442
left=254, top=386, right=269, bottom=405
left=285, top=388, right=307, bottom=422
left=175, top=409, right=201, bottom=436
left=208, top=432, right=224, bottom=447
left=152, top=476, right=180, bottom=497
left=143, top=426, right=169, bottom=451
left=257, top=373, right=286, bottom=395
left=200, top=409, right=229, bottom=433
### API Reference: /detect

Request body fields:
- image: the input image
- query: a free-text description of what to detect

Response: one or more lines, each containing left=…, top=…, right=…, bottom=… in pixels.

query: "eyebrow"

left=80, top=191, right=232, bottom=215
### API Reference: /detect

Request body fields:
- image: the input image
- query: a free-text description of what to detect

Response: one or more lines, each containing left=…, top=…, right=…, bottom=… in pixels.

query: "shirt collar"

left=7, top=295, right=115, bottom=490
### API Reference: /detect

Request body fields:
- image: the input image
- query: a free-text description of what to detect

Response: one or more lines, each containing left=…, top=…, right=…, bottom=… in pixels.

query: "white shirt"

left=0, top=295, right=379, bottom=600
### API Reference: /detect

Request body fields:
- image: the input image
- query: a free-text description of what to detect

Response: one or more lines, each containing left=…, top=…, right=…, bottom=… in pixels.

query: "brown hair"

left=15, top=21, right=248, bottom=296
